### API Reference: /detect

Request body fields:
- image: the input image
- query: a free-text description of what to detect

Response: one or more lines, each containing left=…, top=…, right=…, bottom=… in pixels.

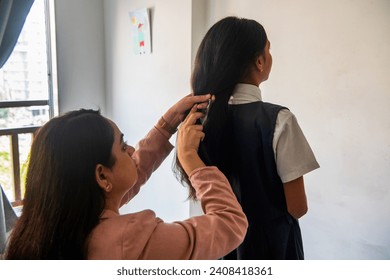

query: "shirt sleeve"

left=139, top=166, right=248, bottom=260
left=273, top=109, right=320, bottom=183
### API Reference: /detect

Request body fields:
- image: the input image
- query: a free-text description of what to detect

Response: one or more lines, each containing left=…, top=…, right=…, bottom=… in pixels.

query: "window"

left=0, top=0, right=57, bottom=206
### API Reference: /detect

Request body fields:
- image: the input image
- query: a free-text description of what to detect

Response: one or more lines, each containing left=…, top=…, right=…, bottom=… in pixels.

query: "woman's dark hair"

left=5, top=109, right=115, bottom=259
left=173, top=16, right=268, bottom=199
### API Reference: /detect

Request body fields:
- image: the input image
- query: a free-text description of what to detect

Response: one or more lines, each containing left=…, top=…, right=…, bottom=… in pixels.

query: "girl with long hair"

left=174, top=16, right=319, bottom=259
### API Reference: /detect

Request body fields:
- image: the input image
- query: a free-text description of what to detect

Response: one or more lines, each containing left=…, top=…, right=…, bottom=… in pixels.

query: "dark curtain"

left=0, top=0, right=34, bottom=255
left=0, top=185, right=17, bottom=254
left=0, top=0, right=35, bottom=69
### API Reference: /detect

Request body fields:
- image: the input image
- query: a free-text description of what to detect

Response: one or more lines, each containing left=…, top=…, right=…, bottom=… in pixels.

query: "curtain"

left=0, top=0, right=35, bottom=69
left=0, top=185, right=17, bottom=254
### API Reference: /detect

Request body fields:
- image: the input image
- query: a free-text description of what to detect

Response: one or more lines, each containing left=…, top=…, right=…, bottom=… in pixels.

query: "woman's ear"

left=95, top=164, right=112, bottom=192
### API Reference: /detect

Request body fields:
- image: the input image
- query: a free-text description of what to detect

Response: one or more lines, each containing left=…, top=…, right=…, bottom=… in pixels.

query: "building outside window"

left=0, top=0, right=57, bottom=205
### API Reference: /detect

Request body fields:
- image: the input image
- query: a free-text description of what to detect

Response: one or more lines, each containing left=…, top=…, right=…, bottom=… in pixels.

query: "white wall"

left=204, top=0, right=390, bottom=259
left=103, top=0, right=193, bottom=221
left=54, top=0, right=106, bottom=114
left=54, top=0, right=194, bottom=229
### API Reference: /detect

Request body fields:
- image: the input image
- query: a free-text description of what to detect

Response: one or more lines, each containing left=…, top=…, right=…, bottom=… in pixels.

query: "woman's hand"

left=177, top=105, right=206, bottom=175
left=163, top=93, right=211, bottom=130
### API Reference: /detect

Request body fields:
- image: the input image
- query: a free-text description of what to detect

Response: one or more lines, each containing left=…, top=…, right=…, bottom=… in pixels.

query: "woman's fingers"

left=191, top=93, right=212, bottom=103
left=178, top=106, right=205, bottom=151
left=180, top=93, right=211, bottom=111
left=182, top=105, right=204, bottom=126
left=195, top=94, right=215, bottom=112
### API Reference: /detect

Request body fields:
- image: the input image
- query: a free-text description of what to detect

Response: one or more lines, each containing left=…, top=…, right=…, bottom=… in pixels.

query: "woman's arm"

left=120, top=94, right=212, bottom=206
left=139, top=166, right=248, bottom=260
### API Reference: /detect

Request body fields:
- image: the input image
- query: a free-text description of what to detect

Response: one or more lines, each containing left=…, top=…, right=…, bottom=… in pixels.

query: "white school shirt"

left=229, top=83, right=320, bottom=183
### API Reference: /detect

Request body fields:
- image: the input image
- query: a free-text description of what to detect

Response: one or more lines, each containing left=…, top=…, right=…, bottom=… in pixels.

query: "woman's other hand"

left=177, top=105, right=206, bottom=175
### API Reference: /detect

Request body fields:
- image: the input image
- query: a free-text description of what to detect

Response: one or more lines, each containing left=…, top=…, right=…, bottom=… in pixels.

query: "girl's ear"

left=95, top=164, right=112, bottom=192
left=255, top=54, right=265, bottom=72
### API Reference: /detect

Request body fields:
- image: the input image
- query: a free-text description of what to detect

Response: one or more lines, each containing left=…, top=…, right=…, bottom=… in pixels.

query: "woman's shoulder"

left=88, top=209, right=163, bottom=259
left=100, top=209, right=160, bottom=226
left=91, top=209, right=162, bottom=238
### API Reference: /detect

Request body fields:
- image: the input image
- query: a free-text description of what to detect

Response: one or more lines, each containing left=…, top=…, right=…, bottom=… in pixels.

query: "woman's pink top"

left=87, top=128, right=247, bottom=259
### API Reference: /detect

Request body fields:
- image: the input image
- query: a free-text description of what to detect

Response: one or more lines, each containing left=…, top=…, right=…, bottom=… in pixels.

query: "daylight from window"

left=0, top=0, right=49, bottom=202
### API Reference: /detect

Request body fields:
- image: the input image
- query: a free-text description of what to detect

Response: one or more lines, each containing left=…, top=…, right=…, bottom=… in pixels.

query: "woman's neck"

left=104, top=197, right=121, bottom=214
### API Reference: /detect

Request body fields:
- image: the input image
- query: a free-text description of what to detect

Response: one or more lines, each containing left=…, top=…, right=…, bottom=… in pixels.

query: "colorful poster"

left=129, top=8, right=151, bottom=55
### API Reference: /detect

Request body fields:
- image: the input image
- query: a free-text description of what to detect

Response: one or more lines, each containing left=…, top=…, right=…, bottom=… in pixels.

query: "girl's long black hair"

left=173, top=17, right=268, bottom=199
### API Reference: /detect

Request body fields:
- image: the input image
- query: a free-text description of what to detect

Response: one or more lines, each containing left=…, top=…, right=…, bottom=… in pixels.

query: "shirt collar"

left=229, top=83, right=262, bottom=105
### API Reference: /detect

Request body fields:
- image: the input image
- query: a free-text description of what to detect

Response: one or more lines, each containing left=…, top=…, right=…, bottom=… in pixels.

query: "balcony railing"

left=0, top=100, right=47, bottom=206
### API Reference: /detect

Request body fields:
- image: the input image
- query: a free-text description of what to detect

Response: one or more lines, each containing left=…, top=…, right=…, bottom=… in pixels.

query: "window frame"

left=0, top=0, right=58, bottom=206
